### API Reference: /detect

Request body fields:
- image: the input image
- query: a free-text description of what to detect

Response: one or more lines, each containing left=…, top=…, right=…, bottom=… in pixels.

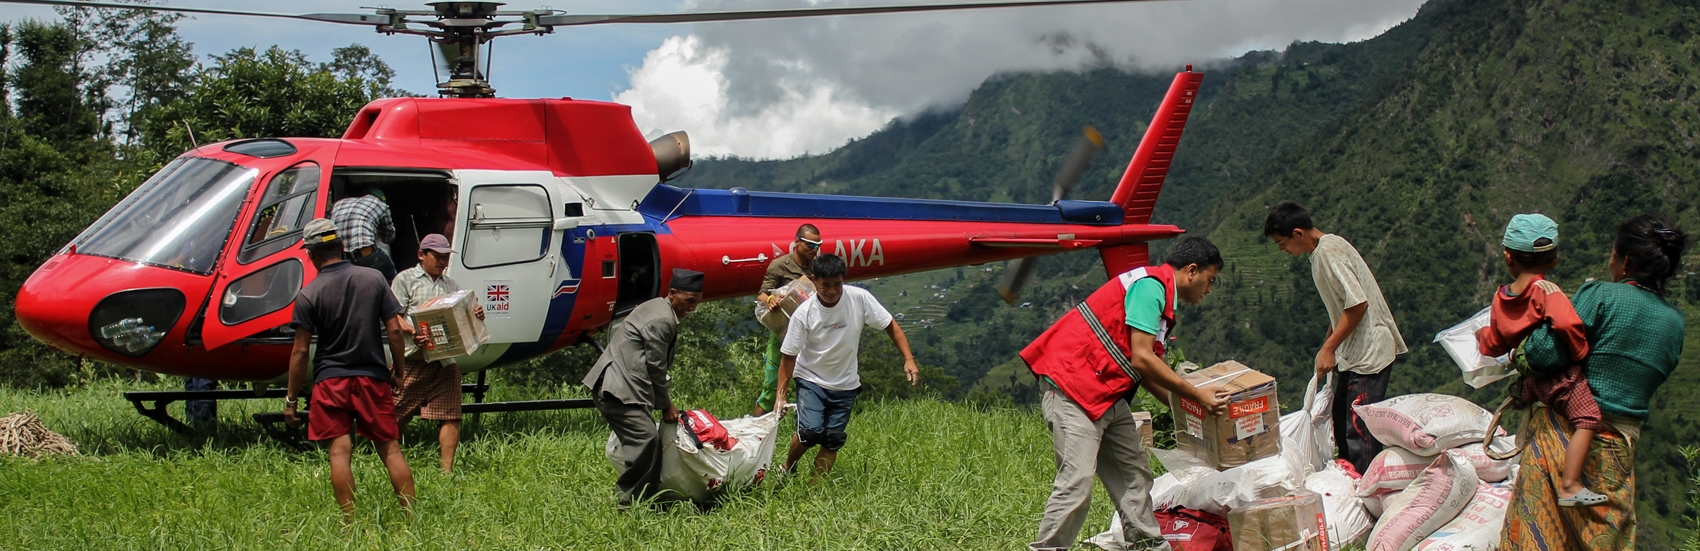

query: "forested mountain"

left=677, top=0, right=1700, bottom=547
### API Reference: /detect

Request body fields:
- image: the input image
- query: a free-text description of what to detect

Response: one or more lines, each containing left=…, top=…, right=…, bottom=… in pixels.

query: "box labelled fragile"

left=1171, top=360, right=1282, bottom=470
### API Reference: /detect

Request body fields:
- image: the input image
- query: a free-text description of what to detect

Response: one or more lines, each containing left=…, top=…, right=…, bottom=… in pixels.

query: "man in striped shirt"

left=391, top=233, right=483, bottom=473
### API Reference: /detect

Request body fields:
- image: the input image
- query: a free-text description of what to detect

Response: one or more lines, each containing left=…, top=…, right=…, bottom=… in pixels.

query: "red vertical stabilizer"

left=1102, top=67, right=1202, bottom=277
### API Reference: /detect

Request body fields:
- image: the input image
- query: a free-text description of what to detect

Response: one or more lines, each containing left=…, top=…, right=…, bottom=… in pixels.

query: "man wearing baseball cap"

left=390, top=233, right=485, bottom=473
left=284, top=218, right=417, bottom=518
left=583, top=268, right=704, bottom=506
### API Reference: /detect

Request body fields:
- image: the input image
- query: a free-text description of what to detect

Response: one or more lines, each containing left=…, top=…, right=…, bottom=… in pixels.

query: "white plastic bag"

left=1355, top=394, right=1496, bottom=455
left=1280, top=374, right=1336, bottom=475
left=1306, top=464, right=1373, bottom=550
left=604, top=409, right=786, bottom=503
left=1434, top=308, right=1514, bottom=389
left=1170, top=436, right=1307, bottom=516
left=1366, top=450, right=1481, bottom=551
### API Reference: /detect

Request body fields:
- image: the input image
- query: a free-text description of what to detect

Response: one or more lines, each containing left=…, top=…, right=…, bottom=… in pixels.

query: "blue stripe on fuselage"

left=636, top=185, right=1124, bottom=225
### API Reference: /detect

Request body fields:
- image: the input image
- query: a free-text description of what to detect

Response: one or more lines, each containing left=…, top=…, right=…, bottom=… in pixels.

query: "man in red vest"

left=1022, top=236, right=1231, bottom=551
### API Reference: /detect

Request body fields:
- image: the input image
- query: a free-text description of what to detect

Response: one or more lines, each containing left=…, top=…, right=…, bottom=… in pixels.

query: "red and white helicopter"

left=9, top=0, right=1200, bottom=429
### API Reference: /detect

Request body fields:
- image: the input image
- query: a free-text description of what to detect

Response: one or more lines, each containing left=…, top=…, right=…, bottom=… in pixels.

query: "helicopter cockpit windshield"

left=74, top=158, right=259, bottom=275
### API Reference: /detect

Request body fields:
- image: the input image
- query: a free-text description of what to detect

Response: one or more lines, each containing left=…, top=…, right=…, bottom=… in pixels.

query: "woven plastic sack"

left=1355, top=394, right=1494, bottom=455
left=1155, top=437, right=1307, bottom=516
left=604, top=409, right=785, bottom=503
left=1434, top=307, right=1513, bottom=388
left=1306, top=464, right=1373, bottom=549
left=1413, top=480, right=1514, bottom=551
left=1366, top=450, right=1480, bottom=551
left=1361, top=487, right=1399, bottom=519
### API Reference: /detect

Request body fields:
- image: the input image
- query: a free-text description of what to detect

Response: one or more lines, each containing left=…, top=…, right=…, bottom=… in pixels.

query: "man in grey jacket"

left=583, top=268, right=704, bottom=505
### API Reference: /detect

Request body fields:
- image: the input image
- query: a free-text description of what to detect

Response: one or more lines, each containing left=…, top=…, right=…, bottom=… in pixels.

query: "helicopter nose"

left=15, top=252, right=204, bottom=363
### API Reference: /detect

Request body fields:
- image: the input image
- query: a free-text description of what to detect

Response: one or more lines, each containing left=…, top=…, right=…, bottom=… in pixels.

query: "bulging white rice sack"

left=1355, top=394, right=1494, bottom=455
left=1306, top=464, right=1373, bottom=549
left=1366, top=449, right=1480, bottom=551
left=1413, top=480, right=1515, bottom=551
left=1434, top=307, right=1515, bottom=389
left=1150, top=473, right=1185, bottom=509
left=605, top=410, right=785, bottom=503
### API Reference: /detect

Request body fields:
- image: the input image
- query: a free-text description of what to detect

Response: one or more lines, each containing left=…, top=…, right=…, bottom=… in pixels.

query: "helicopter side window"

left=76, top=158, right=257, bottom=275
left=219, top=259, right=304, bottom=325
left=462, top=184, right=552, bottom=269
left=239, top=163, right=321, bottom=264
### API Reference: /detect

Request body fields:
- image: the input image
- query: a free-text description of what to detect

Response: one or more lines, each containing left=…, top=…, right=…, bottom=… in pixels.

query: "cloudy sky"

left=1, top=0, right=1425, bottom=159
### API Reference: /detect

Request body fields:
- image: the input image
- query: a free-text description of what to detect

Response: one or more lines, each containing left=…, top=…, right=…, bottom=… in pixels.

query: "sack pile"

left=1353, top=394, right=1521, bottom=551
left=1093, top=374, right=1366, bottom=551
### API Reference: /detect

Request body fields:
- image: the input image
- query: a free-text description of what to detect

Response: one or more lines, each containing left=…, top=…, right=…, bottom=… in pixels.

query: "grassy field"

left=0, top=380, right=1133, bottom=550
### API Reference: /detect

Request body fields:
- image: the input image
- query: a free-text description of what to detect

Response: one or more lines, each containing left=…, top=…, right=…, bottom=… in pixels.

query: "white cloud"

left=616, top=0, right=1426, bottom=159
left=615, top=35, right=901, bottom=159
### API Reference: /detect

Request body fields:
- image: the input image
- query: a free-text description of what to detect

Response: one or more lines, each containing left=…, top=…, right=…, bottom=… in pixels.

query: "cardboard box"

left=410, top=289, right=488, bottom=362
left=1171, top=360, right=1281, bottom=470
left=1228, top=490, right=1329, bottom=551
left=758, top=276, right=815, bottom=336
left=1131, top=410, right=1155, bottom=449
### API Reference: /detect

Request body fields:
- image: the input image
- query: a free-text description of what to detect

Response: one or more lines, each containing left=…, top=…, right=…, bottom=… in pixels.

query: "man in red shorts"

left=285, top=218, right=416, bottom=518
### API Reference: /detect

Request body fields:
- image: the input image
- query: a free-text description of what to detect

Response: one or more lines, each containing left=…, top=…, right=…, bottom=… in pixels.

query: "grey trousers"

left=1031, top=389, right=1166, bottom=551
left=595, top=392, right=664, bottom=502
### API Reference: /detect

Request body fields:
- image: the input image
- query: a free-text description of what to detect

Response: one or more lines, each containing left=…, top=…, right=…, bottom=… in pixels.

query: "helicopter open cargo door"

left=450, top=170, right=566, bottom=347
left=200, top=141, right=339, bottom=350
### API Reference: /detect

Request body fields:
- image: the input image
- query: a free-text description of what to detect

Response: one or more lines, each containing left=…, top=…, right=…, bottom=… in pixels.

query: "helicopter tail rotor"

left=996, top=125, right=1104, bottom=304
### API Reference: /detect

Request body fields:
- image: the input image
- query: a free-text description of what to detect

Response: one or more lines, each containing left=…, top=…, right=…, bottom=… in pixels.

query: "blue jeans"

left=795, top=379, right=859, bottom=451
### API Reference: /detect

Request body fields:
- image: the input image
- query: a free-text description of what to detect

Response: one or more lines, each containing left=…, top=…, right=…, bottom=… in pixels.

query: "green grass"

left=0, top=380, right=1135, bottom=550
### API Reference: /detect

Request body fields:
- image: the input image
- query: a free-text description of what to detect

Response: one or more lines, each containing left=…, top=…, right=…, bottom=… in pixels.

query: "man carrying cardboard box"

left=753, top=224, right=823, bottom=416
left=391, top=233, right=484, bottom=474
left=1020, top=236, right=1232, bottom=551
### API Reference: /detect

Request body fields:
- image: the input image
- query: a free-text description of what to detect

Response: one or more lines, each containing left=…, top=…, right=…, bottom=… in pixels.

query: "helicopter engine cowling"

left=650, top=131, right=691, bottom=182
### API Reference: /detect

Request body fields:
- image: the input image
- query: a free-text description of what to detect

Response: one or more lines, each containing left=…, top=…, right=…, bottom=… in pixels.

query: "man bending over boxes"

left=1021, top=236, right=1232, bottom=551
left=391, top=233, right=484, bottom=474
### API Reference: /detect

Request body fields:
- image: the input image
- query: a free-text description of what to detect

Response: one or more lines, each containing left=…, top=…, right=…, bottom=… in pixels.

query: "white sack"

left=1413, top=480, right=1515, bottom=551
left=1169, top=436, right=1307, bottom=516
left=1355, top=394, right=1495, bottom=455
left=1366, top=450, right=1480, bottom=551
left=1357, top=437, right=1519, bottom=497
left=1306, top=464, right=1373, bottom=550
left=604, top=409, right=785, bottom=503
left=1279, top=374, right=1336, bottom=476
left=1434, top=307, right=1515, bottom=389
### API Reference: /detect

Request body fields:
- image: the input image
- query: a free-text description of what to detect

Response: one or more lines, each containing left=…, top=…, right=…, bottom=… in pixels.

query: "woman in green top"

left=1501, top=215, right=1689, bottom=550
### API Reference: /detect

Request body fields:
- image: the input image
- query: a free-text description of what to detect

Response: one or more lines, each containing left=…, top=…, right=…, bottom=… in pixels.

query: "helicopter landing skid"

left=249, top=394, right=595, bottom=451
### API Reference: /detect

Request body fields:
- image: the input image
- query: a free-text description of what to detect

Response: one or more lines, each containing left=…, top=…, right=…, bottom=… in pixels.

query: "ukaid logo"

left=484, top=280, right=514, bottom=319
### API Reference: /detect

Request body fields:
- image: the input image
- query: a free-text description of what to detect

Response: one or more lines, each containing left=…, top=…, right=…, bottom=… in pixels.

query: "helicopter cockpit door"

left=450, top=170, right=563, bottom=345
left=199, top=141, right=339, bottom=350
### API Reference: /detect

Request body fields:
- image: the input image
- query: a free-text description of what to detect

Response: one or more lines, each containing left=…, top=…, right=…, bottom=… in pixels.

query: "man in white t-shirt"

left=774, top=253, right=918, bottom=475
left=1264, top=201, right=1408, bottom=473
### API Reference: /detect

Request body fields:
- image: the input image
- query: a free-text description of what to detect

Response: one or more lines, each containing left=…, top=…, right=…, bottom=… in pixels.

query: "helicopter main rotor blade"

left=0, top=0, right=386, bottom=26
left=541, top=0, right=1170, bottom=27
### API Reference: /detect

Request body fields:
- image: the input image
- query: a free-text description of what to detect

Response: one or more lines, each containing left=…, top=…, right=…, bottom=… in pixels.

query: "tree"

left=138, top=45, right=408, bottom=161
